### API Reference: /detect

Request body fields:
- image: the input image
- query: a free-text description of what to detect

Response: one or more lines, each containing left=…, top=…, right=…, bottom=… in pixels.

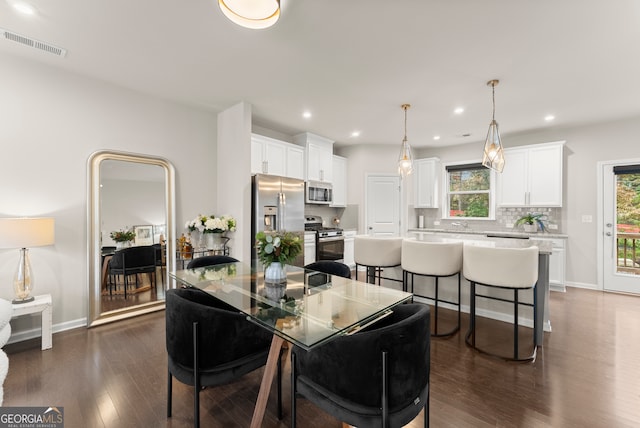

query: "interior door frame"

left=597, top=157, right=640, bottom=291
left=364, top=173, right=402, bottom=236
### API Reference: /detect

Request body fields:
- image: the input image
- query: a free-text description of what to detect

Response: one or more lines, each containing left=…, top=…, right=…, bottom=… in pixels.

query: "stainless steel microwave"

left=306, top=180, right=333, bottom=204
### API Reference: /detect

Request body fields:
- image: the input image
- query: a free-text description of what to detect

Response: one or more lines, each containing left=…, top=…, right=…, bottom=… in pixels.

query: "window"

left=445, top=163, right=493, bottom=219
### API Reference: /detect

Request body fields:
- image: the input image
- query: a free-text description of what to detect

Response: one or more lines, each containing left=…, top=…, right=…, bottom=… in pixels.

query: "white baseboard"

left=7, top=317, right=87, bottom=345
left=412, top=295, right=552, bottom=332
left=566, top=281, right=599, bottom=290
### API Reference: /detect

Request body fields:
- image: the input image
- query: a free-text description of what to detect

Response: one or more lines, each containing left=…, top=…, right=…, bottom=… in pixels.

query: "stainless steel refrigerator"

left=251, top=174, right=305, bottom=267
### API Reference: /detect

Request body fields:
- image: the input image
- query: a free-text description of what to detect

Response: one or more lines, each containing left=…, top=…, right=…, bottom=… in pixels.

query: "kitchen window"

left=445, top=163, right=494, bottom=219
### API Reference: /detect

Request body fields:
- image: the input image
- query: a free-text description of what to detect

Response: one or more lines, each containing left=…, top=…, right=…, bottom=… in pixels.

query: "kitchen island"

left=408, top=231, right=552, bottom=345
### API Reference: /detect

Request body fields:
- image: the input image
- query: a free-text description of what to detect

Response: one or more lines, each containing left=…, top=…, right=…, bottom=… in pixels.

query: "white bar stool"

left=354, top=236, right=403, bottom=286
left=402, top=239, right=463, bottom=337
left=462, top=245, right=539, bottom=361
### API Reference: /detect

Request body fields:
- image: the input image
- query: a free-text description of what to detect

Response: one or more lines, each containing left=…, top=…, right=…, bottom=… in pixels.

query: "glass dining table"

left=170, top=261, right=413, bottom=428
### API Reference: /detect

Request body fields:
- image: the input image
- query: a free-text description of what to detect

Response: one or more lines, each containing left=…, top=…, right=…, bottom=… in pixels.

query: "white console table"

left=11, top=294, right=52, bottom=350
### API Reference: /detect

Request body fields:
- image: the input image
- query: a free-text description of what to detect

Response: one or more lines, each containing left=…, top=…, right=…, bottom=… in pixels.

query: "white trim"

left=442, top=159, right=496, bottom=220
left=597, top=157, right=640, bottom=292
left=7, top=317, right=87, bottom=345
left=565, top=281, right=599, bottom=290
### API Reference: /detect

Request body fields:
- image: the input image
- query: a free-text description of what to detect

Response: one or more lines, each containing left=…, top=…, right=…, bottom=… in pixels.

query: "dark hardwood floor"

left=4, top=287, right=640, bottom=427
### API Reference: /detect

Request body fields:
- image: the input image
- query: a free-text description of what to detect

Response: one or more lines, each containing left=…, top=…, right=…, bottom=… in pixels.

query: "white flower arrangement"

left=185, top=214, right=237, bottom=234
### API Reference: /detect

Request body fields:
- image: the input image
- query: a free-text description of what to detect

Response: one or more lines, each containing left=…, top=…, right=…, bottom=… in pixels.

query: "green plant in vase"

left=255, top=231, right=302, bottom=289
left=515, top=213, right=547, bottom=233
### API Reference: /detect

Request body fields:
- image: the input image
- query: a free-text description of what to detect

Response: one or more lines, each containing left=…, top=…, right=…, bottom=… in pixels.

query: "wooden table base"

left=250, top=334, right=285, bottom=428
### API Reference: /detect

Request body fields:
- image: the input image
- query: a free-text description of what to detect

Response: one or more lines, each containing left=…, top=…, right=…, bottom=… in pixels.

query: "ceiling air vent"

left=1, top=28, right=67, bottom=57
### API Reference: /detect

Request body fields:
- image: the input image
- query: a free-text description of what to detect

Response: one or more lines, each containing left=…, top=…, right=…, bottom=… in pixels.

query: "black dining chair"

left=186, top=255, right=238, bottom=269
left=304, top=261, right=352, bottom=288
left=166, top=287, right=283, bottom=427
left=107, top=245, right=156, bottom=297
left=152, top=243, right=166, bottom=285
left=304, top=261, right=352, bottom=279
left=291, top=303, right=431, bottom=428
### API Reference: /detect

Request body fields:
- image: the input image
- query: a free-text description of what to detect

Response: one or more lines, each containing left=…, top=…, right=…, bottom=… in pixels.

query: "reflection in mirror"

left=88, top=150, right=175, bottom=327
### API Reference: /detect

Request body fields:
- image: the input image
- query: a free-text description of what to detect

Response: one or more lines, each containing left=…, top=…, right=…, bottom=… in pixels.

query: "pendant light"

left=219, top=0, right=280, bottom=29
left=482, top=79, right=505, bottom=173
left=398, top=103, right=414, bottom=178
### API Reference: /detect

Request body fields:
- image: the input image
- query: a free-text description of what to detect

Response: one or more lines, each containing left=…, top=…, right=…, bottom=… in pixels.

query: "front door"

left=601, top=161, right=640, bottom=294
left=365, top=174, right=400, bottom=236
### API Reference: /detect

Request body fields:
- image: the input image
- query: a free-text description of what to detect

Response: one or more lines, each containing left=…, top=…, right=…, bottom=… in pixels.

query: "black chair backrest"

left=110, top=245, right=156, bottom=269
left=186, top=255, right=238, bottom=269
left=165, top=288, right=271, bottom=369
left=304, top=261, right=351, bottom=279
left=294, top=303, right=430, bottom=409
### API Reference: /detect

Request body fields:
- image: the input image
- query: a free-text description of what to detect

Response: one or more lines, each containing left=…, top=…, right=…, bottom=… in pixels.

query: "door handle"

left=605, top=232, right=612, bottom=236
left=606, top=223, right=613, bottom=228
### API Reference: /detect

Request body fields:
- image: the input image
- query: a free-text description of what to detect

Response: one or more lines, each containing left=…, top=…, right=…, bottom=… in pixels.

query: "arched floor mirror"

left=87, top=150, right=176, bottom=327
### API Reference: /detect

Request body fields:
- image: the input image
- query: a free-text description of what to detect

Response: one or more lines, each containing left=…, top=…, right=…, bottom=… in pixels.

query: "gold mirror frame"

left=87, top=150, right=176, bottom=327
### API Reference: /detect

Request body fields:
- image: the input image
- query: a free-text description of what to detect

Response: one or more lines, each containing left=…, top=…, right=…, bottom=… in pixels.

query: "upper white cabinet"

left=251, top=133, right=305, bottom=179
left=413, top=157, right=441, bottom=208
left=294, top=132, right=334, bottom=182
left=286, top=144, right=305, bottom=180
left=497, top=141, right=565, bottom=207
left=331, top=155, right=347, bottom=207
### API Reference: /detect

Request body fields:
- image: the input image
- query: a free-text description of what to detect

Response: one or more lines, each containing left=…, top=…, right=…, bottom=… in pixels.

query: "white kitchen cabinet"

left=413, top=157, right=441, bottom=208
left=343, top=230, right=356, bottom=268
left=252, top=133, right=305, bottom=179
left=294, top=132, right=334, bottom=182
left=536, top=237, right=567, bottom=292
left=330, top=155, right=347, bottom=207
left=286, top=144, right=305, bottom=180
left=497, top=141, right=565, bottom=207
left=304, top=232, right=316, bottom=266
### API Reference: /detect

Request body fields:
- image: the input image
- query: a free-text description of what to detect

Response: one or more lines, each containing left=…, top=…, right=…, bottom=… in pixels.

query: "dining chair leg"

left=291, top=351, right=297, bottom=428
left=193, top=321, right=200, bottom=428
left=167, top=370, right=172, bottom=417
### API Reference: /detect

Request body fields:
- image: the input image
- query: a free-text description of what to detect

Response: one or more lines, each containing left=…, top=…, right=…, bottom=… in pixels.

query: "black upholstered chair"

left=304, top=260, right=352, bottom=279
left=166, top=287, right=282, bottom=427
left=152, top=243, right=166, bottom=285
left=186, top=255, right=238, bottom=269
left=108, top=245, right=156, bottom=297
left=291, top=303, right=431, bottom=428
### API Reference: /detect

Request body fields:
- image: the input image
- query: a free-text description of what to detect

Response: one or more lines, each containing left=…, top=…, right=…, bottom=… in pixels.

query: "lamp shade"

left=0, top=218, right=55, bottom=249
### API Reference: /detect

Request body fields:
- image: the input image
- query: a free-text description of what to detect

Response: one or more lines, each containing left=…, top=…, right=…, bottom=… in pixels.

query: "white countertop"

left=408, top=231, right=553, bottom=254
left=408, top=228, right=568, bottom=239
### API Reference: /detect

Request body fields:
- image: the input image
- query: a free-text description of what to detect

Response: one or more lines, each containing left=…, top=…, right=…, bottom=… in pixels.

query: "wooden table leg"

left=250, top=334, right=285, bottom=428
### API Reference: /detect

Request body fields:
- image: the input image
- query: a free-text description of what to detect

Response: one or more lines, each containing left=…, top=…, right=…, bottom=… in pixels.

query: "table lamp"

left=0, top=218, right=55, bottom=304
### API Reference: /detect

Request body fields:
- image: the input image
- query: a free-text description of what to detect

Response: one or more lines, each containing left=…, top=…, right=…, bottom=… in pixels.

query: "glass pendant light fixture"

left=219, top=0, right=280, bottom=29
left=482, top=79, right=505, bottom=173
left=398, top=103, right=414, bottom=178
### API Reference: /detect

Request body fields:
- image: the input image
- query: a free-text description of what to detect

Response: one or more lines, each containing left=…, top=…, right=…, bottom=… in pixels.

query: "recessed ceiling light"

left=351, top=131, right=361, bottom=137
left=433, top=135, right=441, bottom=141
left=544, top=115, right=555, bottom=122
left=454, top=107, right=464, bottom=115
left=302, top=111, right=312, bottom=119
left=8, top=1, right=36, bottom=15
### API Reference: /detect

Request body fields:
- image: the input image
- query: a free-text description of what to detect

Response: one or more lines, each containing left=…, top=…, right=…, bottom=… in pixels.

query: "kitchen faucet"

left=451, top=221, right=468, bottom=229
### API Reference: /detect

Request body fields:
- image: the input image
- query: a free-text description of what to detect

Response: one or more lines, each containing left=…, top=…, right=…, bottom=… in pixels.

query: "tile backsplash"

left=415, top=206, right=562, bottom=233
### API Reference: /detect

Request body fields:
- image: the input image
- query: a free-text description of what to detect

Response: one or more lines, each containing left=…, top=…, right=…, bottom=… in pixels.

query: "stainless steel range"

left=304, top=215, right=344, bottom=262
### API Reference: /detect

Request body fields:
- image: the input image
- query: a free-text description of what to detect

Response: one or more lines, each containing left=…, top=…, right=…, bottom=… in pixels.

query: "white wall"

left=0, top=53, right=217, bottom=334
left=414, top=116, right=640, bottom=289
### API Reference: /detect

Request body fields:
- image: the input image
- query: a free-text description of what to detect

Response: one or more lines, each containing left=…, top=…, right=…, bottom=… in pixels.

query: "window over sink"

left=445, top=163, right=494, bottom=219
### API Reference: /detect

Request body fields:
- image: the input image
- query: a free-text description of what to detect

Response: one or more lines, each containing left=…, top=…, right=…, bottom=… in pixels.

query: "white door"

left=366, top=174, right=400, bottom=235
left=601, top=161, right=640, bottom=293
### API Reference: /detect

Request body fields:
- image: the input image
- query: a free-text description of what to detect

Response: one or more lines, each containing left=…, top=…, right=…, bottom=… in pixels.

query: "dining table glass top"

left=170, top=262, right=413, bottom=350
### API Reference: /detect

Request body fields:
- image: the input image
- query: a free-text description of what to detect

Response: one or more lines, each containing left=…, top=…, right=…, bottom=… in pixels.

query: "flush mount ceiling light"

left=482, top=79, right=505, bottom=173
left=397, top=104, right=414, bottom=178
left=218, top=0, right=280, bottom=29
